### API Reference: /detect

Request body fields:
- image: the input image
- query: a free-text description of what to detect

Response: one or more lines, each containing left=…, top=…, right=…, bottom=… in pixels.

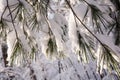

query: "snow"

left=0, top=0, right=120, bottom=80
left=96, top=34, right=120, bottom=62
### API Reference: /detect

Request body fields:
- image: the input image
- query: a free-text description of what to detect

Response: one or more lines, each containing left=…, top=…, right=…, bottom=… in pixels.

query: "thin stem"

left=6, top=0, right=19, bottom=39
left=1, top=7, right=7, bottom=21
left=44, top=15, right=53, bottom=36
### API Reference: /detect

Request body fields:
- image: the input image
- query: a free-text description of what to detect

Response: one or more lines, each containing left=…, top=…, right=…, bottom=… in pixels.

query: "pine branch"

left=65, top=0, right=104, bottom=46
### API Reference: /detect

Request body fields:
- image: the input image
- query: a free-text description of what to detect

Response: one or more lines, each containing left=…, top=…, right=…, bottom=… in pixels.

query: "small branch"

left=6, top=0, right=19, bottom=39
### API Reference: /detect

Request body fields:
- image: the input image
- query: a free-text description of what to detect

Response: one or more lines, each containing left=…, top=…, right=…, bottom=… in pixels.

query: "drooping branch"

left=65, top=0, right=120, bottom=77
